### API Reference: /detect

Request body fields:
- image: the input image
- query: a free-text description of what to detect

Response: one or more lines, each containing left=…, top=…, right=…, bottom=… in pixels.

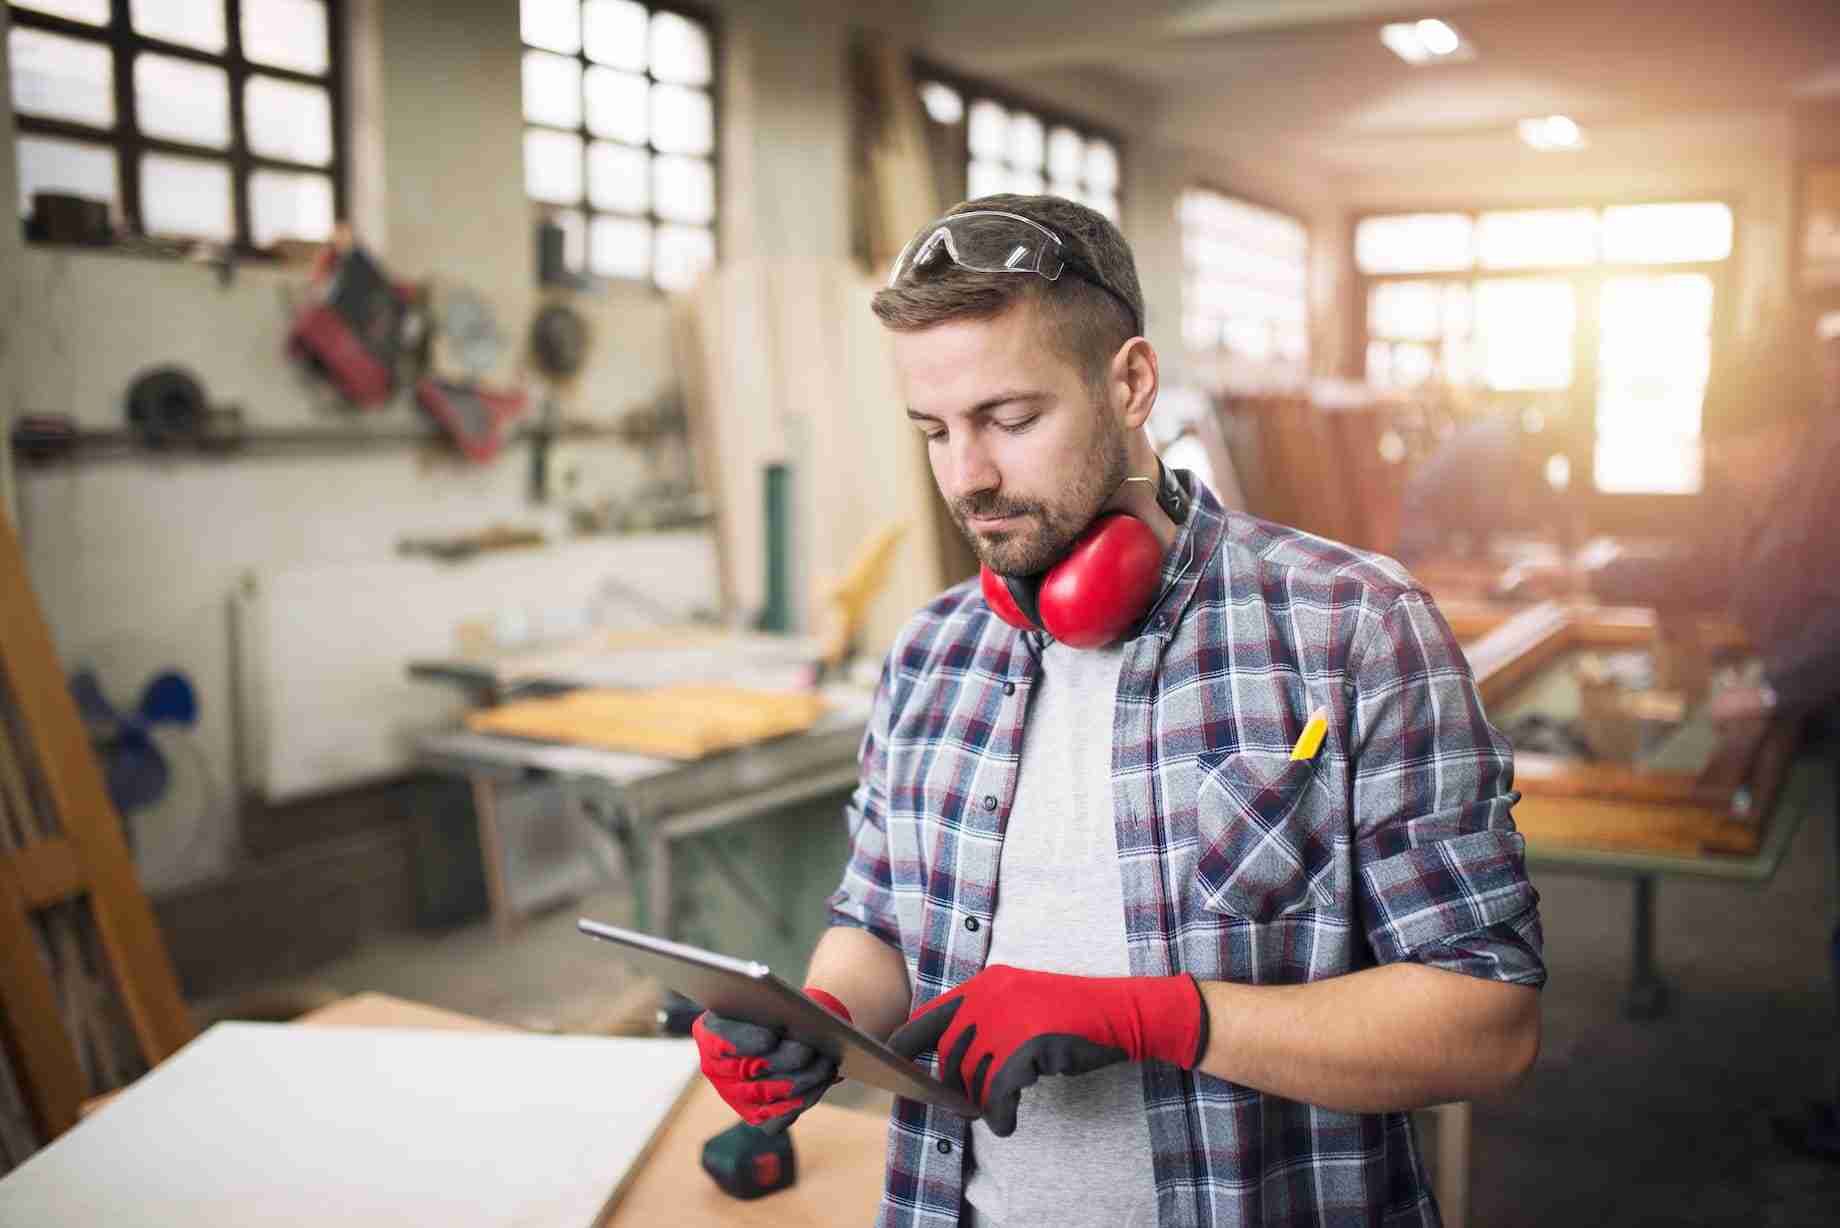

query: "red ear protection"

left=979, top=512, right=1163, bottom=648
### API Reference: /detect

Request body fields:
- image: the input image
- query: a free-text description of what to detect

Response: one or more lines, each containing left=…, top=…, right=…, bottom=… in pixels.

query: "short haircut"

left=871, top=194, right=1143, bottom=391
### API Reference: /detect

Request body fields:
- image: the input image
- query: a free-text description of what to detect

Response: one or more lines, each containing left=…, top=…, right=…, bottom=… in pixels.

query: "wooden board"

left=0, top=1022, right=701, bottom=1227
left=468, top=687, right=828, bottom=760
left=604, top=1080, right=888, bottom=1228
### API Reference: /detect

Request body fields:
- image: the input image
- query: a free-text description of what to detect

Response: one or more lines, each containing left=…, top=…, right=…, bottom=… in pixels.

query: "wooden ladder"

left=0, top=510, right=194, bottom=1150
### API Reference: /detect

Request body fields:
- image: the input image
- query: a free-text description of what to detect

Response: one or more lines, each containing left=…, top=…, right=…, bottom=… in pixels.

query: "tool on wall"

left=410, top=281, right=529, bottom=462
left=286, top=244, right=411, bottom=409
left=123, top=367, right=244, bottom=453
left=526, top=301, right=590, bottom=502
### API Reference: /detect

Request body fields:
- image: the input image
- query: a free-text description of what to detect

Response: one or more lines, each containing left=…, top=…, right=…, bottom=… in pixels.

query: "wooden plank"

left=1466, top=602, right=1573, bottom=706
left=0, top=838, right=83, bottom=909
left=0, top=864, right=84, bottom=1139
left=1515, top=792, right=1763, bottom=858
left=0, top=515, right=194, bottom=1067
left=1512, top=753, right=1735, bottom=810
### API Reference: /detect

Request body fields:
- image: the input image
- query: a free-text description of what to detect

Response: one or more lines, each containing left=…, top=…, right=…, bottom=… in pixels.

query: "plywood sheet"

left=468, top=687, right=828, bottom=760
left=0, top=1022, right=700, bottom=1227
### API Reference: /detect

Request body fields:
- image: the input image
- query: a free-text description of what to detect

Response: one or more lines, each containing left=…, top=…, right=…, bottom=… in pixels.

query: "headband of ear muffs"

left=979, top=465, right=1191, bottom=649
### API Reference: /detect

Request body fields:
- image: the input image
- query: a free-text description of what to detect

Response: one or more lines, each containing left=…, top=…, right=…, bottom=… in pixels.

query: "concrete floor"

left=270, top=771, right=1840, bottom=1226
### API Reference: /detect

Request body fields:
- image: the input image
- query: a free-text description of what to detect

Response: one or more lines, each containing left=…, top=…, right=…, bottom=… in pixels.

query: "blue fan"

left=69, top=668, right=198, bottom=820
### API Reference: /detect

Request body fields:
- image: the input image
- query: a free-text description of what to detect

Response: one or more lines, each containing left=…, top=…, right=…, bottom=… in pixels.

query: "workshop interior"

left=1, top=0, right=1838, bottom=1223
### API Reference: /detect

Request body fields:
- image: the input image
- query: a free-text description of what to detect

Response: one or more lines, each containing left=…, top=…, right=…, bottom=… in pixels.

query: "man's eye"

left=996, top=417, right=1036, bottom=434
left=921, top=428, right=946, bottom=443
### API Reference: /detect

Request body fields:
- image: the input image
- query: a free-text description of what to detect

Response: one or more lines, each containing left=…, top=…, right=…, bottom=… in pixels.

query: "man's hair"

left=870, top=194, right=1143, bottom=391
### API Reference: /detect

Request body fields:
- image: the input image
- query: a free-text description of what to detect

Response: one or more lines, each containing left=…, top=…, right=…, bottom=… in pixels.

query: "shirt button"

left=937, top=1139, right=953, bottom=1155
left=983, top=795, right=997, bottom=810
left=964, top=916, right=980, bottom=932
left=1003, top=681, right=1016, bottom=696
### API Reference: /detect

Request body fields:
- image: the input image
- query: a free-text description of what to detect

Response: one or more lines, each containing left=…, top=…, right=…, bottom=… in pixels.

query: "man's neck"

left=1103, top=436, right=1181, bottom=555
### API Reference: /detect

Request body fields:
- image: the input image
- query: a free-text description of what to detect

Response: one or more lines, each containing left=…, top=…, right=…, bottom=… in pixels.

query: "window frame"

left=520, top=0, right=721, bottom=293
left=1179, top=179, right=1312, bottom=376
left=911, top=58, right=1127, bottom=225
left=8, top=0, right=349, bottom=254
left=1347, top=194, right=1739, bottom=516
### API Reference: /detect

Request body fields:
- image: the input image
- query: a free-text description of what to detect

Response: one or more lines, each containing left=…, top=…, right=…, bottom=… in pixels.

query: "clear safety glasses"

left=887, top=210, right=1142, bottom=336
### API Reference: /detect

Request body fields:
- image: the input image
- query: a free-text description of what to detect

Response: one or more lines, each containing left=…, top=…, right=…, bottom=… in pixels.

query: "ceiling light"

left=919, top=81, right=963, bottom=126
left=1380, top=17, right=1475, bottom=65
left=1518, top=114, right=1584, bottom=151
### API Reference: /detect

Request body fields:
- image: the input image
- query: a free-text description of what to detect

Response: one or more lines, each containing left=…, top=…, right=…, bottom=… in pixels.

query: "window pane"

left=591, top=213, right=650, bottom=279
left=1477, top=208, right=1596, bottom=269
left=1474, top=277, right=1574, bottom=391
left=584, top=66, right=647, bottom=144
left=1092, top=191, right=1119, bottom=222
left=1011, top=165, right=1044, bottom=195
left=1594, top=273, right=1712, bottom=494
left=523, top=0, right=583, bottom=55
left=587, top=141, right=648, bottom=213
left=523, top=50, right=583, bottom=129
left=141, top=153, right=232, bottom=240
left=649, top=10, right=711, bottom=85
left=1046, top=126, right=1082, bottom=184
left=1005, top=112, right=1043, bottom=171
left=655, top=223, right=714, bottom=291
left=1354, top=213, right=1474, bottom=274
left=525, top=128, right=583, bottom=204
left=651, top=84, right=712, bottom=156
left=14, top=1, right=108, bottom=23
left=249, top=168, right=334, bottom=246
left=16, top=135, right=116, bottom=218
left=243, top=0, right=330, bottom=75
left=556, top=208, right=587, bottom=273
left=582, top=0, right=644, bottom=69
left=136, top=54, right=230, bottom=150
left=9, top=27, right=113, bottom=128
left=1600, top=202, right=1733, bottom=265
left=967, top=100, right=1006, bottom=161
left=1084, top=140, right=1118, bottom=192
left=652, top=154, right=712, bottom=224
left=1368, top=282, right=1442, bottom=341
left=131, top=0, right=227, bottom=52
left=967, top=158, right=1005, bottom=200
left=245, top=77, right=333, bottom=166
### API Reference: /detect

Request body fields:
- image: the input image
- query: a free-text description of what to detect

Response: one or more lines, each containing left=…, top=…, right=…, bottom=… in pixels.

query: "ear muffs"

left=979, top=512, right=1163, bottom=648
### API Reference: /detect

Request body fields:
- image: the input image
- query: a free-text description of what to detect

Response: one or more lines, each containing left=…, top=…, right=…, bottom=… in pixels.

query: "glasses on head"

left=887, top=210, right=1142, bottom=336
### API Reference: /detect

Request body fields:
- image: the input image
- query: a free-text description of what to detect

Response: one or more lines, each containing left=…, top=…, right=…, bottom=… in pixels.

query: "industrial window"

left=1355, top=202, right=1733, bottom=495
left=521, top=0, right=716, bottom=292
left=915, top=72, right=1120, bottom=224
left=7, top=0, right=344, bottom=251
left=1179, top=187, right=1309, bottom=374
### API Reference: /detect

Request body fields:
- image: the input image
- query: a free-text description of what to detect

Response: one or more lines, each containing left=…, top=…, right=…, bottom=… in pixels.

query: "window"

left=1179, top=187, right=1309, bottom=375
left=7, top=0, right=343, bottom=251
left=915, top=71, right=1120, bottom=224
left=1354, top=202, right=1733, bottom=494
left=521, top=0, right=716, bottom=292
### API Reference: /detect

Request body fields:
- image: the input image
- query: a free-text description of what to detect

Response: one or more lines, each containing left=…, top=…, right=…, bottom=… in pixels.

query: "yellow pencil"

left=1290, top=706, right=1329, bottom=761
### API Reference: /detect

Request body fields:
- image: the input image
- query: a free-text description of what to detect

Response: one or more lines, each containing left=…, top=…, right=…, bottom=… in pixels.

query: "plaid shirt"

left=827, top=474, right=1546, bottom=1227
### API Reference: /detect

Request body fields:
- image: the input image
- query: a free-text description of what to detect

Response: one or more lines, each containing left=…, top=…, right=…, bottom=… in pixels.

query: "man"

left=694, top=195, right=1545, bottom=1226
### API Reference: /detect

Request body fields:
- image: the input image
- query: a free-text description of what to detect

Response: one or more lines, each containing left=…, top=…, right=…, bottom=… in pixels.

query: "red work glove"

left=888, top=965, right=1208, bottom=1137
left=693, top=987, right=851, bottom=1135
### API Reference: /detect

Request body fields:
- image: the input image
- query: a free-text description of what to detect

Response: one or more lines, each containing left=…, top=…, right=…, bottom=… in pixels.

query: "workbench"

left=416, top=698, right=869, bottom=939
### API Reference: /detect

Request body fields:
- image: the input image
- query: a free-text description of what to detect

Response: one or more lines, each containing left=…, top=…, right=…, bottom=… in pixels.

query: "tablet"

left=577, top=918, right=978, bottom=1118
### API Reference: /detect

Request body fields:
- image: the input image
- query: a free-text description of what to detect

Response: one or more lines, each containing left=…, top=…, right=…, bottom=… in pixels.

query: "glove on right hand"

left=692, top=987, right=851, bottom=1135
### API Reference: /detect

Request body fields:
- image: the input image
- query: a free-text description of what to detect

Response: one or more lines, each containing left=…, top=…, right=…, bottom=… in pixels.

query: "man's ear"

left=1110, top=337, right=1159, bottom=431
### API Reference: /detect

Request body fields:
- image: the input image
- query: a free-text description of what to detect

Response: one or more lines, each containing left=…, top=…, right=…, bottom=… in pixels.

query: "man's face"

left=891, top=301, right=1128, bottom=577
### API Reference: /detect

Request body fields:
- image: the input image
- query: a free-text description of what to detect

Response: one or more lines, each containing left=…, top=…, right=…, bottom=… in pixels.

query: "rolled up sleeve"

left=824, top=659, right=904, bottom=954
left=1347, top=590, right=1546, bottom=988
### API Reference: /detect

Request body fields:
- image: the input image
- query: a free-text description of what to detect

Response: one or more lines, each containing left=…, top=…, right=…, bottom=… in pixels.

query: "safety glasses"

left=887, top=210, right=1142, bottom=336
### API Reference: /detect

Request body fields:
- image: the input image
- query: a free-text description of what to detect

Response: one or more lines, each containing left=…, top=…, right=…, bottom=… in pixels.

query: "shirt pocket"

left=1194, top=748, right=1341, bottom=923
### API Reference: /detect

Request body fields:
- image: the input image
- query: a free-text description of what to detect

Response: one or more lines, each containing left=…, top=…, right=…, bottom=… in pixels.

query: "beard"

left=950, top=414, right=1131, bottom=577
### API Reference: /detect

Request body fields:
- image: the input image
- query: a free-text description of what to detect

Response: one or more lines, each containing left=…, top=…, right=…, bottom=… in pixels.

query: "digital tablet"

left=577, top=918, right=978, bottom=1118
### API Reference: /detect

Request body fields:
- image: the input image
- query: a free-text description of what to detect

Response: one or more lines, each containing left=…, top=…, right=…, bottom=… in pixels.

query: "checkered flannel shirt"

left=827, top=473, right=1546, bottom=1227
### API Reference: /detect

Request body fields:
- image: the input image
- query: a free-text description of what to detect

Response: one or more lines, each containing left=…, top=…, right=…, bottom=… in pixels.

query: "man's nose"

left=939, top=434, right=1000, bottom=502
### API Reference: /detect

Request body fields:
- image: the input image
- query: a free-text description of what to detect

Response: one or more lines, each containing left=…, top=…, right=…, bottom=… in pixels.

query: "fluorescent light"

left=1380, top=17, right=1475, bottom=64
left=1518, top=114, right=1585, bottom=151
left=919, top=81, right=963, bottom=126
